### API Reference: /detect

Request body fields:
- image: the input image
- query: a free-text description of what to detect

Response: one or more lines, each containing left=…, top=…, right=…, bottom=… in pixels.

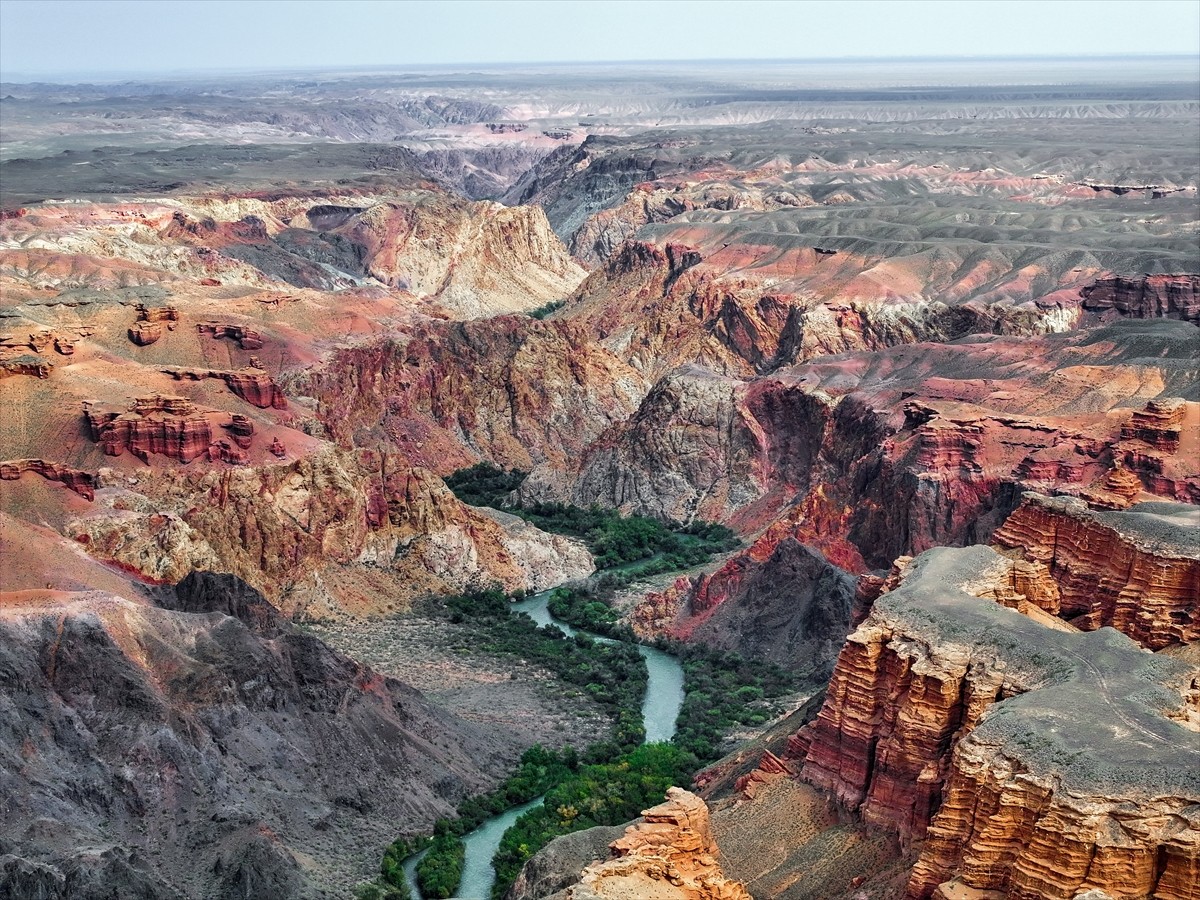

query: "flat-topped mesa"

left=792, top=546, right=1200, bottom=900
left=84, top=398, right=214, bottom=463
left=991, top=492, right=1200, bottom=649
left=197, top=322, right=265, bottom=350
left=160, top=366, right=287, bottom=409
left=1081, top=274, right=1200, bottom=322
left=0, top=354, right=52, bottom=379
left=1121, top=397, right=1187, bottom=452
left=128, top=321, right=163, bottom=345
left=563, top=788, right=752, bottom=900
left=0, top=459, right=96, bottom=500
left=135, top=302, right=180, bottom=326
left=1, top=329, right=79, bottom=356
left=128, top=302, right=180, bottom=345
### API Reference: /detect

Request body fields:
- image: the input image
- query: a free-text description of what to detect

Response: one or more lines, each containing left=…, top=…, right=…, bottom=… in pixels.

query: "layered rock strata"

left=549, top=788, right=751, bottom=900
left=791, top=546, right=1200, bottom=900
left=1081, top=274, right=1200, bottom=322
left=84, top=396, right=216, bottom=463
left=197, top=322, right=265, bottom=350
left=0, top=354, right=52, bottom=378
left=0, top=458, right=96, bottom=500
left=160, top=366, right=288, bottom=409
left=991, top=493, right=1200, bottom=649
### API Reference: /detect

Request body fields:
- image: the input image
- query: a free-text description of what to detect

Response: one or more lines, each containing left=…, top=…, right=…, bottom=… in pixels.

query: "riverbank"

left=310, top=611, right=611, bottom=755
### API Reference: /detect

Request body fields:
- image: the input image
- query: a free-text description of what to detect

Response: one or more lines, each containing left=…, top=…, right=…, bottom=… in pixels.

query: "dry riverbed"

left=310, top=614, right=611, bottom=753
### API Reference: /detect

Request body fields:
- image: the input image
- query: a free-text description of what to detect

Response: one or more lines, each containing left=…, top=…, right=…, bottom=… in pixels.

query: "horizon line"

left=3, top=52, right=1198, bottom=86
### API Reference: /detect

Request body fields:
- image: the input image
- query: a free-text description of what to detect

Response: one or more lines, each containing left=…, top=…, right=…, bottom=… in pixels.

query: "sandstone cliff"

left=541, top=788, right=751, bottom=900
left=0, top=458, right=96, bottom=500
left=991, top=493, right=1200, bottom=649
left=791, top=546, right=1200, bottom=900
left=1081, top=274, right=1200, bottom=322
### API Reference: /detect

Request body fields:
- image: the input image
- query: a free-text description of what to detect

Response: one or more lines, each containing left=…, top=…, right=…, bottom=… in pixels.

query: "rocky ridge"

left=782, top=545, right=1200, bottom=899
left=540, top=788, right=751, bottom=900
left=991, top=493, right=1200, bottom=649
left=0, top=572, right=512, bottom=900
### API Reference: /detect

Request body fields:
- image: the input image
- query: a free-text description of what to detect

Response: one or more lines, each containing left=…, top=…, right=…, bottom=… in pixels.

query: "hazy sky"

left=1, top=0, right=1198, bottom=80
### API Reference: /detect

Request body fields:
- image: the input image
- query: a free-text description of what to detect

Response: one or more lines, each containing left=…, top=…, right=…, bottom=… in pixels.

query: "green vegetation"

left=546, top=584, right=628, bottom=638
left=373, top=469, right=762, bottom=898
left=490, top=743, right=697, bottom=899
left=666, top=641, right=795, bottom=762
left=528, top=299, right=566, bottom=319
left=442, top=586, right=648, bottom=748
left=444, top=463, right=739, bottom=577
left=376, top=586, right=651, bottom=898
left=355, top=879, right=411, bottom=900
left=416, top=828, right=466, bottom=899
left=443, top=462, right=527, bottom=508
left=380, top=835, right=426, bottom=894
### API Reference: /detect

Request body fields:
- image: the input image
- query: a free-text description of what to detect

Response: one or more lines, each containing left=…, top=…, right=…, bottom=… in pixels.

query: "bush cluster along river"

left=403, top=591, right=687, bottom=899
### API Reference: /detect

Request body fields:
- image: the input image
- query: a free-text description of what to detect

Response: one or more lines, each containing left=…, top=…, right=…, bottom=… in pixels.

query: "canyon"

left=0, top=57, right=1197, bottom=900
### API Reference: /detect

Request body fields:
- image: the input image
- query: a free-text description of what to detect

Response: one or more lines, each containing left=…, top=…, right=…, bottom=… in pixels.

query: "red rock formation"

left=630, top=508, right=857, bottom=676
left=128, top=321, right=163, bottom=345
left=223, top=414, right=255, bottom=449
left=160, top=367, right=287, bottom=409
left=299, top=316, right=643, bottom=474
left=1081, top=274, right=1200, bottom=322
left=790, top=546, right=1200, bottom=900
left=128, top=302, right=179, bottom=345
left=1121, top=396, right=1186, bottom=451
left=28, top=330, right=52, bottom=353
left=84, top=396, right=213, bottom=463
left=2, top=328, right=88, bottom=358
left=270, top=437, right=287, bottom=458
left=0, top=458, right=96, bottom=500
left=197, top=322, right=265, bottom=350
left=1078, top=463, right=1144, bottom=509
left=136, top=303, right=180, bottom=326
left=208, top=440, right=248, bottom=464
left=561, top=788, right=752, bottom=900
left=991, top=492, right=1199, bottom=649
left=0, top=354, right=52, bottom=378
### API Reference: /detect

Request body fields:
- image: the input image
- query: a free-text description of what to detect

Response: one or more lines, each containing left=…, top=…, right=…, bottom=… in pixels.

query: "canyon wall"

left=789, top=546, right=1200, bottom=900
left=992, top=493, right=1200, bottom=649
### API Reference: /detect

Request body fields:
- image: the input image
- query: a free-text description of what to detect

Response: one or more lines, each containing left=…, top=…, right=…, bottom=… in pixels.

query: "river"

left=404, top=590, right=686, bottom=899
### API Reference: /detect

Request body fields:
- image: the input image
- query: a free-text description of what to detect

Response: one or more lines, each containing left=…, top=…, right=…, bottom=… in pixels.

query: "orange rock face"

left=197, top=322, right=265, bottom=350
left=792, top=546, right=1200, bottom=900
left=0, top=354, right=52, bottom=378
left=1121, top=396, right=1187, bottom=451
left=563, top=788, right=752, bottom=900
left=991, top=493, right=1200, bottom=649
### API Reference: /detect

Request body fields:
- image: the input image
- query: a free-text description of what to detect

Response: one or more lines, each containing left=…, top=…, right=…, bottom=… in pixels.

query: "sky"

left=1, top=0, right=1198, bottom=80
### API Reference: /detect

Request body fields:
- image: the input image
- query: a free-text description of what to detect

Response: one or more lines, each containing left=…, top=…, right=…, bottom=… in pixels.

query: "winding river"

left=404, top=591, right=686, bottom=899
